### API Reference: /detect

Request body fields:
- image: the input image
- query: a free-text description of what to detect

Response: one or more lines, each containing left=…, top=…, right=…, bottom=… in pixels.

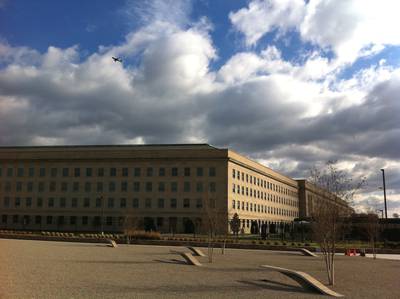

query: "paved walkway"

left=1, top=239, right=399, bottom=298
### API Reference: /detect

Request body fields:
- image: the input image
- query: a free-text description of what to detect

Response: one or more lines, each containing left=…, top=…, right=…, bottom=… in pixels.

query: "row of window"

left=232, top=199, right=298, bottom=218
left=0, top=214, right=132, bottom=226
left=1, top=197, right=206, bottom=209
left=0, top=181, right=217, bottom=193
left=0, top=166, right=217, bottom=178
left=232, top=168, right=296, bottom=196
left=0, top=215, right=284, bottom=228
left=232, top=183, right=297, bottom=207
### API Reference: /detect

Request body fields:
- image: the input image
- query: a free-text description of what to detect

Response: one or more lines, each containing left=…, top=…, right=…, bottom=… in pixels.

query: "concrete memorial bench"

left=261, top=265, right=343, bottom=297
left=187, top=246, right=206, bottom=257
left=107, top=239, right=118, bottom=248
left=299, top=248, right=318, bottom=257
left=170, top=250, right=202, bottom=266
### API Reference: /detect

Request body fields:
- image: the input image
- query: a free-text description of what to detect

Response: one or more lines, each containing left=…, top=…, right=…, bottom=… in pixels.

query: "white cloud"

left=230, top=0, right=400, bottom=64
left=229, top=0, right=305, bottom=47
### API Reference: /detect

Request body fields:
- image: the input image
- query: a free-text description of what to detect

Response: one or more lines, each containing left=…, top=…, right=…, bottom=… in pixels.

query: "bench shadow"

left=154, top=259, right=187, bottom=265
left=69, top=260, right=155, bottom=265
left=238, top=279, right=311, bottom=294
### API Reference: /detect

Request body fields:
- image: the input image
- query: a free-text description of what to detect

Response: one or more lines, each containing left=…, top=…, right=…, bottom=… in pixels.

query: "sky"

left=0, top=0, right=399, bottom=216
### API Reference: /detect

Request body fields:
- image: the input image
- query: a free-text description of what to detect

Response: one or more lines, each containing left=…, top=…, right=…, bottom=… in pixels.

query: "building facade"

left=0, top=144, right=349, bottom=234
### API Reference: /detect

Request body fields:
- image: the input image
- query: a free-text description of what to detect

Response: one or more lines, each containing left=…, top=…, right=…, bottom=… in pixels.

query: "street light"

left=380, top=169, right=388, bottom=219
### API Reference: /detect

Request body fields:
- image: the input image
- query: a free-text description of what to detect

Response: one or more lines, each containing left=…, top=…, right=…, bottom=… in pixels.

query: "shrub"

left=131, top=230, right=161, bottom=240
left=258, top=241, right=264, bottom=245
left=305, top=243, right=310, bottom=247
left=274, top=241, right=279, bottom=246
left=251, top=240, right=256, bottom=244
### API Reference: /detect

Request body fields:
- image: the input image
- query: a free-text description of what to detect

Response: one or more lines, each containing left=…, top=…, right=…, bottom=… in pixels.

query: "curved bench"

left=170, top=250, right=202, bottom=266
left=187, top=246, right=206, bottom=257
left=261, top=265, right=343, bottom=297
left=299, top=248, right=318, bottom=257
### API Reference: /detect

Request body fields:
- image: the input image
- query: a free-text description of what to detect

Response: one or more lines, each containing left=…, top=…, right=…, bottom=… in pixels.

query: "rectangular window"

left=109, top=182, right=116, bottom=192
left=232, top=169, right=236, bottom=178
left=73, top=182, right=79, bottom=192
left=196, top=198, right=202, bottom=208
left=17, top=167, right=24, bottom=177
left=82, top=216, right=88, bottom=225
left=26, top=197, right=32, bottom=207
left=86, top=168, right=92, bottom=177
left=196, top=167, right=203, bottom=177
left=7, top=168, right=13, bottom=177
left=38, top=182, right=45, bottom=192
left=232, top=200, right=236, bottom=209
left=15, top=197, right=21, bottom=207
left=184, top=182, right=191, bottom=192
left=159, top=168, right=165, bottom=176
left=170, top=198, right=177, bottom=208
left=28, top=167, right=34, bottom=177
left=16, top=182, right=22, bottom=192
left=232, top=183, right=235, bottom=193
left=5, top=182, right=11, bottom=192
left=105, top=217, right=112, bottom=226
left=37, top=197, right=43, bottom=208
left=158, top=198, right=164, bottom=208
left=39, top=167, right=46, bottom=177
left=196, top=182, right=203, bottom=192
left=237, top=200, right=241, bottom=210
left=12, top=215, right=18, bottom=224
left=133, top=182, right=140, bottom=192
left=110, top=168, right=116, bottom=177
left=146, top=182, right=152, bottom=192
left=1, top=215, right=7, bottom=224
left=171, top=182, right=178, bottom=192
left=209, top=182, right=216, bottom=192
left=27, top=182, right=33, bottom=192
left=85, top=182, right=91, bottom=192
left=171, top=167, right=178, bottom=176
left=4, top=197, right=10, bottom=207
left=50, top=181, right=56, bottom=192
left=84, top=198, right=90, bottom=208
left=133, top=198, right=139, bottom=208
left=122, top=168, right=128, bottom=177
left=158, top=182, right=165, bottom=192
left=62, top=168, right=69, bottom=177
left=146, top=167, right=153, bottom=177
left=209, top=167, right=216, bottom=177
left=183, top=198, right=190, bottom=208
left=70, top=216, right=76, bottom=225
left=134, top=167, right=141, bottom=177
left=35, top=215, right=41, bottom=225
left=46, top=216, right=52, bottom=225
left=74, top=168, right=80, bottom=177
left=184, top=167, right=191, bottom=177
left=71, top=198, right=78, bottom=208
left=121, top=181, right=128, bottom=192
left=50, top=168, right=57, bottom=177
left=97, top=182, right=103, bottom=192
left=48, top=198, right=54, bottom=208
left=120, top=198, right=126, bottom=208
left=98, top=168, right=104, bottom=177
left=107, top=198, right=114, bottom=208
left=60, top=197, right=66, bottom=208
left=96, top=197, right=102, bottom=208
left=145, top=198, right=152, bottom=208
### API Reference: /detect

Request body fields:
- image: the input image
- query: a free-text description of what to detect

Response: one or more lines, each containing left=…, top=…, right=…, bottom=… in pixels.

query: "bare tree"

left=200, top=193, right=230, bottom=261
left=309, top=160, right=365, bottom=286
left=122, top=213, right=142, bottom=243
left=363, top=211, right=380, bottom=259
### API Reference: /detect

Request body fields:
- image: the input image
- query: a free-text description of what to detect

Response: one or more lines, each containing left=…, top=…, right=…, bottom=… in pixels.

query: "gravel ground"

left=0, top=239, right=399, bottom=299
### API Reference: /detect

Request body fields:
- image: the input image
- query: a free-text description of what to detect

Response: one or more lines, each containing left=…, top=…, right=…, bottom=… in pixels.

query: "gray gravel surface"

left=1, top=239, right=399, bottom=298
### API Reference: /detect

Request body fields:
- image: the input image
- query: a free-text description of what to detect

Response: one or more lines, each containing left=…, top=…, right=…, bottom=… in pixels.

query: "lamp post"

left=380, top=169, right=388, bottom=219
left=99, top=196, right=104, bottom=235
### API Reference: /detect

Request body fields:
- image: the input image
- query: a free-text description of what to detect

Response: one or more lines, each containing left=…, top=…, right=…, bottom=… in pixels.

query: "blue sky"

left=0, top=0, right=399, bottom=215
